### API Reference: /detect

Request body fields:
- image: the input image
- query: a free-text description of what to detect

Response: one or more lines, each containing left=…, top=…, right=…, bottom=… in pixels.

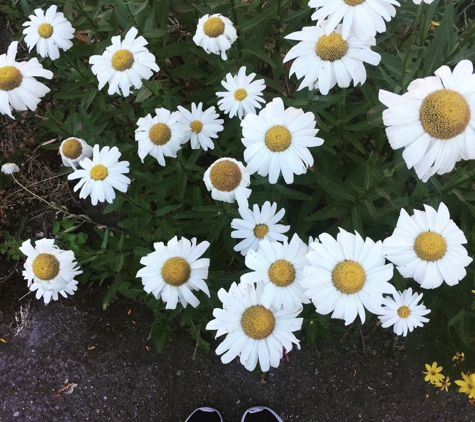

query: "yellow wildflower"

left=455, top=373, right=475, bottom=398
left=423, top=362, right=445, bottom=384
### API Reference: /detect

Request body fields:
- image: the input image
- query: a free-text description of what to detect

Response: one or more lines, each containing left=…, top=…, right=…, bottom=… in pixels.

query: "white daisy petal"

left=59, top=137, right=93, bottom=169
left=68, top=144, right=130, bottom=205
left=0, top=41, right=53, bottom=118
left=230, top=201, right=290, bottom=256
left=383, top=202, right=472, bottom=288
left=378, top=288, right=430, bottom=336
left=216, top=66, right=266, bottom=120
left=89, top=27, right=159, bottom=97
left=206, top=282, right=302, bottom=372
left=241, top=97, right=324, bottom=184
left=22, top=6, right=75, bottom=60
left=309, top=0, right=400, bottom=40
left=135, top=108, right=185, bottom=164
left=177, top=103, right=223, bottom=151
left=302, top=228, right=395, bottom=325
left=380, top=60, right=475, bottom=181
left=19, top=239, right=82, bottom=304
left=284, top=22, right=380, bottom=94
left=203, top=157, right=251, bottom=207
left=193, top=14, right=237, bottom=61
left=137, top=236, right=210, bottom=309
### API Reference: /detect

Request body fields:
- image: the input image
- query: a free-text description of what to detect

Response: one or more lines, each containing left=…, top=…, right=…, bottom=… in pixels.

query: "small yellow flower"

left=423, top=362, right=445, bottom=384
left=452, top=352, right=465, bottom=362
left=455, top=372, right=475, bottom=398
left=435, top=377, right=451, bottom=392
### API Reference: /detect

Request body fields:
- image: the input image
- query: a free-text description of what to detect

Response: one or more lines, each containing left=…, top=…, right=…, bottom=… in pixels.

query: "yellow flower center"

left=268, top=259, right=296, bottom=287
left=253, top=224, right=269, bottom=239
left=0, top=66, right=23, bottom=91
left=90, top=164, right=108, bottom=181
left=265, top=125, right=292, bottom=152
left=241, top=305, right=275, bottom=340
left=316, top=33, right=349, bottom=62
left=62, top=138, right=83, bottom=159
left=397, top=305, right=411, bottom=318
left=32, top=253, right=60, bottom=281
left=111, top=49, right=134, bottom=71
left=332, top=260, right=366, bottom=294
left=203, top=17, right=225, bottom=38
left=234, top=88, right=248, bottom=101
left=38, top=23, right=54, bottom=38
left=190, top=120, right=203, bottom=133
left=209, top=160, right=242, bottom=192
left=420, top=89, right=471, bottom=139
left=344, top=0, right=365, bottom=5
left=161, top=257, right=191, bottom=286
left=414, top=231, right=447, bottom=261
left=149, top=123, right=172, bottom=146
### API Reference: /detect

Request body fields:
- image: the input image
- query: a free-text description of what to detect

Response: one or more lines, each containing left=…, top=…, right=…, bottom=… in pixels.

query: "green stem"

left=400, top=2, right=425, bottom=88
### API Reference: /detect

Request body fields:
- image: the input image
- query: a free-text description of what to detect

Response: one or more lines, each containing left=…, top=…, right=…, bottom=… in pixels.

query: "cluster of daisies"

left=3, top=2, right=475, bottom=373
left=19, top=198, right=472, bottom=372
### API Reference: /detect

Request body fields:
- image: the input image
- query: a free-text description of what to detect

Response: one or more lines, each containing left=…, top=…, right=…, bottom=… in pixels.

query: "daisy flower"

left=241, top=97, right=324, bottom=184
left=283, top=22, right=381, bottom=95
left=378, top=288, right=430, bottom=336
left=59, top=137, right=93, bottom=169
left=177, top=102, right=224, bottom=151
left=19, top=239, right=82, bottom=304
left=193, top=14, right=237, bottom=60
left=309, top=0, right=400, bottom=40
left=0, top=41, right=53, bottom=118
left=455, top=373, right=475, bottom=398
left=67, top=144, right=130, bottom=206
left=1, top=162, right=20, bottom=175
left=230, top=201, right=290, bottom=256
left=89, top=27, right=159, bottom=97
left=383, top=203, right=472, bottom=289
left=302, top=228, right=395, bottom=325
left=22, top=5, right=75, bottom=60
left=423, top=362, right=445, bottom=384
left=136, top=236, right=210, bottom=309
left=216, top=66, right=266, bottom=119
left=241, top=234, right=310, bottom=311
left=203, top=157, right=251, bottom=207
left=379, top=60, right=475, bottom=182
left=135, top=108, right=185, bottom=165
left=206, top=282, right=303, bottom=372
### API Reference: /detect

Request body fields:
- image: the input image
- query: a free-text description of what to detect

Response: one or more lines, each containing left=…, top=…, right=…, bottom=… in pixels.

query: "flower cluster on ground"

left=1, top=0, right=474, bottom=383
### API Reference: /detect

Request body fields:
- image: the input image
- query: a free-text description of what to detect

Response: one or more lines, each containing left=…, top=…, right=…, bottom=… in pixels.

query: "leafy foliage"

left=1, top=0, right=475, bottom=356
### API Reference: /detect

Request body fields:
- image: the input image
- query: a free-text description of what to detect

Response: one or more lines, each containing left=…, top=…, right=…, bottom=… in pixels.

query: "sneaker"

left=241, top=406, right=283, bottom=422
left=185, top=407, right=223, bottom=422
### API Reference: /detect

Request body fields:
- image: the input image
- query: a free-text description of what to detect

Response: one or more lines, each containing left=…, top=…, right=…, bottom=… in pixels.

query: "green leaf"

left=102, top=274, right=123, bottom=310
left=423, top=1, right=454, bottom=74
left=304, top=206, right=348, bottom=222
left=241, top=46, right=275, bottom=68
left=313, top=170, right=356, bottom=202
left=272, top=183, right=313, bottom=200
